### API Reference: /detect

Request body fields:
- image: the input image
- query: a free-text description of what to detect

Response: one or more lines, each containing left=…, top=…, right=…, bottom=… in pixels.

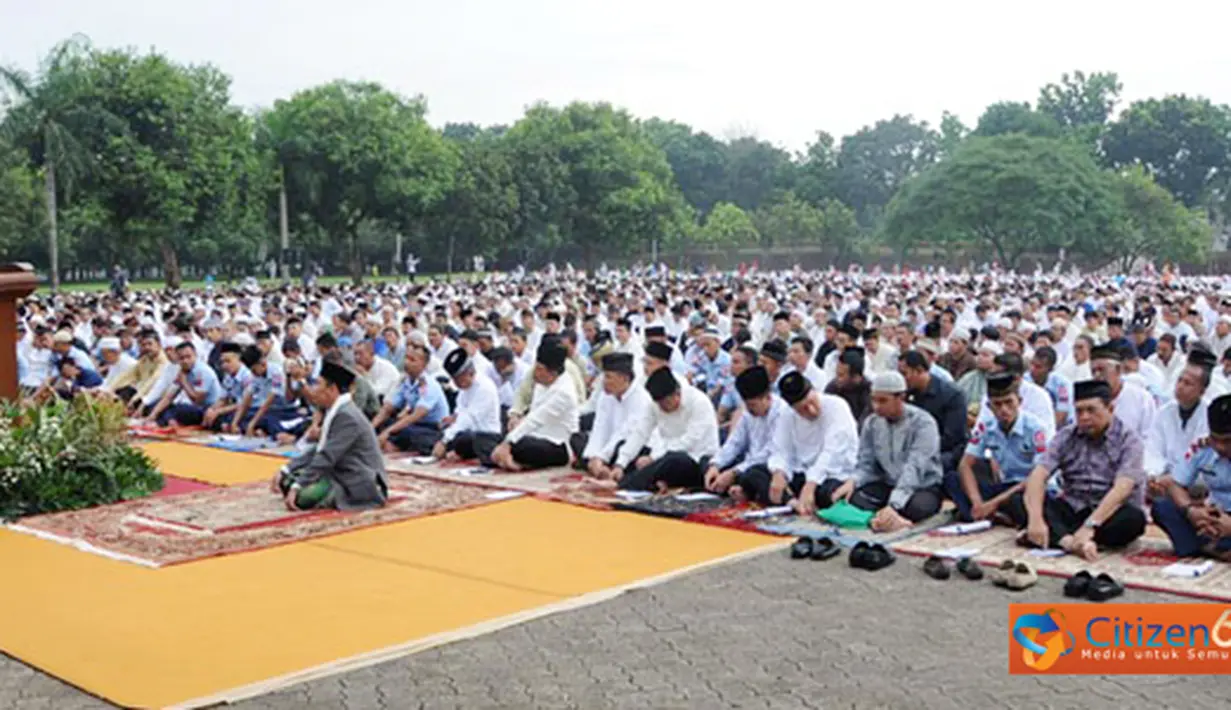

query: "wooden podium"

left=0, top=264, right=37, bottom=401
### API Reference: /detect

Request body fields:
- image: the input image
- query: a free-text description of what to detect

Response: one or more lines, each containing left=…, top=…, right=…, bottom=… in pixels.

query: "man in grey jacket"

left=275, top=360, right=389, bottom=511
left=828, top=371, right=944, bottom=532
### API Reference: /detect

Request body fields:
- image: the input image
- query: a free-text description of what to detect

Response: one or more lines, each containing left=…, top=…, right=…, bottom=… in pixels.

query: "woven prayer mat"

left=963, top=526, right=1231, bottom=602
left=611, top=493, right=734, bottom=520
left=6, top=476, right=502, bottom=567
left=128, top=421, right=202, bottom=440
left=151, top=475, right=217, bottom=498
left=890, top=524, right=1019, bottom=559
left=753, top=509, right=953, bottom=547
left=386, top=458, right=622, bottom=508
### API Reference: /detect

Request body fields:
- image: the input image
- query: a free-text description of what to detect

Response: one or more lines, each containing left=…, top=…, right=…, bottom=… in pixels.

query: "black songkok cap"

left=735, top=366, right=771, bottom=400
left=1073, top=379, right=1112, bottom=403
left=778, top=371, right=812, bottom=406
left=645, top=368, right=680, bottom=401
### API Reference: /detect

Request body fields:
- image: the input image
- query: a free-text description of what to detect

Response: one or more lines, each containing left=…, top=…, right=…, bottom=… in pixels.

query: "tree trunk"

left=348, top=232, right=363, bottom=285
left=446, top=233, right=455, bottom=276
left=45, top=158, right=59, bottom=291
left=160, top=242, right=182, bottom=289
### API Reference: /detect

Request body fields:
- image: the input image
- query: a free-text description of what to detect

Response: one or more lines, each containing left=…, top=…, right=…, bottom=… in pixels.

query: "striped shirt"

left=1039, top=418, right=1146, bottom=511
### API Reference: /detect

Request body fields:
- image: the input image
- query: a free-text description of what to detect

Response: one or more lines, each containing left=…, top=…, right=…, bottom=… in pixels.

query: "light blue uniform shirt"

left=1173, top=444, right=1231, bottom=510
left=389, top=374, right=449, bottom=426
left=690, top=349, right=732, bottom=392
left=172, top=361, right=222, bottom=407
left=63, top=346, right=97, bottom=373
left=222, top=365, right=254, bottom=403
left=931, top=363, right=954, bottom=384
left=964, top=410, right=1050, bottom=483
left=1034, top=371, right=1074, bottom=426
left=247, top=362, right=288, bottom=408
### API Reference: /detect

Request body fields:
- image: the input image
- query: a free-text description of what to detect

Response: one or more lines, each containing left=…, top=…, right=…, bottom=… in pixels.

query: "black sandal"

left=848, top=541, right=872, bottom=569
left=956, top=557, right=984, bottom=581
left=810, top=536, right=841, bottom=561
left=862, top=543, right=895, bottom=571
left=1064, top=570, right=1093, bottom=598
left=1087, top=573, right=1124, bottom=602
left=790, top=536, right=813, bottom=559
left=923, top=555, right=951, bottom=580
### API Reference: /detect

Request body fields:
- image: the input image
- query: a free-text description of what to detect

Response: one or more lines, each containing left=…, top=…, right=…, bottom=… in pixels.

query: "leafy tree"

left=1090, top=166, right=1212, bottom=271
left=1103, top=95, right=1231, bottom=209
left=794, top=131, right=839, bottom=206
left=0, top=35, right=117, bottom=290
left=721, top=136, right=795, bottom=212
left=752, top=192, right=824, bottom=248
left=835, top=115, right=939, bottom=227
left=1037, top=71, right=1122, bottom=130
left=262, top=81, right=457, bottom=282
left=503, top=102, right=689, bottom=266
left=937, top=111, right=969, bottom=159
left=973, top=102, right=1062, bottom=138
left=0, top=142, right=43, bottom=258
left=883, top=135, right=1118, bottom=269
left=818, top=198, right=863, bottom=262
left=70, top=49, right=269, bottom=286
left=697, top=202, right=758, bottom=248
left=426, top=134, right=520, bottom=273
left=643, top=119, right=729, bottom=216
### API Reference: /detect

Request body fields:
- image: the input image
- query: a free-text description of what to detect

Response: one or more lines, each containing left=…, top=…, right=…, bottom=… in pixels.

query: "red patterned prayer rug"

left=7, top=477, right=502, bottom=567
left=151, top=475, right=217, bottom=498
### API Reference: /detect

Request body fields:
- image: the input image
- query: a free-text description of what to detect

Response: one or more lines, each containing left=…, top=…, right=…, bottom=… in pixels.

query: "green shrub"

left=0, top=395, right=163, bottom=519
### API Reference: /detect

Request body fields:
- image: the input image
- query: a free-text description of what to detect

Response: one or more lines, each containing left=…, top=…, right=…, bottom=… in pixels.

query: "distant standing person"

left=405, top=253, right=419, bottom=283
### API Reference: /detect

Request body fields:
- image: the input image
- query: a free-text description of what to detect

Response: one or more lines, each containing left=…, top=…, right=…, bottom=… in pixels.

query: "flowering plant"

left=0, top=395, right=162, bottom=519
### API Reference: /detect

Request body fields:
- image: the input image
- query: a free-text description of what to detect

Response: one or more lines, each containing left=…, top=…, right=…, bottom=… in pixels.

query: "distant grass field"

left=38, top=273, right=481, bottom=294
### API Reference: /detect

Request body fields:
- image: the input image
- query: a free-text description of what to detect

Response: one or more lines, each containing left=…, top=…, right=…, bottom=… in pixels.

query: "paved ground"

left=3, top=547, right=1227, bottom=710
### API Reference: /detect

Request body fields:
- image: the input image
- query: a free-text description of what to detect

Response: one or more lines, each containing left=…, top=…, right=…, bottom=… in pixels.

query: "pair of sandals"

left=1064, top=571, right=1124, bottom=602
left=989, top=560, right=1038, bottom=590
left=849, top=541, right=895, bottom=571
left=922, top=556, right=984, bottom=581
left=789, top=536, right=841, bottom=561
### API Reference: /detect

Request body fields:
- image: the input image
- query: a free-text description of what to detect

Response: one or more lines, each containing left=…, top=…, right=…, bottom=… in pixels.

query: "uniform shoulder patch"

left=969, top=420, right=986, bottom=445
left=1034, top=429, right=1047, bottom=453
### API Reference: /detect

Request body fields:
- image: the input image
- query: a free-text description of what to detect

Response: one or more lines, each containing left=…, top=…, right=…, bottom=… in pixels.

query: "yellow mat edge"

left=170, top=538, right=786, bottom=709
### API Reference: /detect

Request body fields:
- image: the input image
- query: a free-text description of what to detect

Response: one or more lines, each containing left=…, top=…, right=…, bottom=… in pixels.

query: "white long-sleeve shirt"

left=619, top=379, right=718, bottom=467
left=506, top=373, right=579, bottom=446
left=713, top=396, right=787, bottom=473
left=1144, top=399, right=1208, bottom=477
left=767, top=393, right=860, bottom=484
left=364, top=357, right=402, bottom=400
left=443, top=374, right=503, bottom=443
left=582, top=384, right=655, bottom=462
left=1113, top=380, right=1157, bottom=443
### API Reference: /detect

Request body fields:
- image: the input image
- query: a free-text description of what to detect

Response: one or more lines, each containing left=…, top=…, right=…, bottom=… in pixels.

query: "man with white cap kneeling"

left=615, top=368, right=720, bottom=492
left=275, top=360, right=388, bottom=511
left=490, top=338, right=579, bottom=471
left=432, top=348, right=503, bottom=465
left=98, top=336, right=137, bottom=393
left=835, top=371, right=945, bottom=532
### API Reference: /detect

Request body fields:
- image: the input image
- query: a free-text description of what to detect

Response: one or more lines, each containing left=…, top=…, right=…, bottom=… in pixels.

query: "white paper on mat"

left=934, top=520, right=992, bottom=536
left=674, top=492, right=720, bottom=502
left=484, top=491, right=525, bottom=501
left=1162, top=560, right=1215, bottom=578
left=614, top=490, right=652, bottom=501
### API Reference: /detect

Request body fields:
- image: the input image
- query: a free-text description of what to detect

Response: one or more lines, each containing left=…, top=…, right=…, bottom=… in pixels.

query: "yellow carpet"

left=0, top=498, right=779, bottom=709
left=139, top=441, right=285, bottom=486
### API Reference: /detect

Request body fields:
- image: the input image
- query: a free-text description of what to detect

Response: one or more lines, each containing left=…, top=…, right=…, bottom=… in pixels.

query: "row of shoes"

left=789, top=536, right=898, bottom=570
left=922, top=555, right=986, bottom=582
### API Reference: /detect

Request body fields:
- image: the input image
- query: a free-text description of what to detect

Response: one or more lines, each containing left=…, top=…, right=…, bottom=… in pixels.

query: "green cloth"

left=278, top=471, right=338, bottom=510
left=818, top=500, right=874, bottom=529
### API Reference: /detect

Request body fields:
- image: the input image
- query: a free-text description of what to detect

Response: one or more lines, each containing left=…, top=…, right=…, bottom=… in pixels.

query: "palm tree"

left=0, top=35, right=104, bottom=291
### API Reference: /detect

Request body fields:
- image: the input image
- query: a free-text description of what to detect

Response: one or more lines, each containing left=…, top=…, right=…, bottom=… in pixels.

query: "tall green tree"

left=973, top=102, right=1063, bottom=138
left=1088, top=166, right=1212, bottom=271
left=0, top=142, right=43, bottom=258
left=835, top=115, right=939, bottom=227
left=697, top=202, right=758, bottom=248
left=1037, top=71, right=1122, bottom=130
left=1103, top=95, right=1231, bottom=210
left=721, top=136, right=794, bottom=212
left=794, top=131, right=839, bottom=206
left=643, top=119, right=729, bottom=216
left=426, top=133, right=520, bottom=273
left=263, top=81, right=457, bottom=282
left=503, top=102, right=690, bottom=266
left=883, top=135, right=1119, bottom=269
left=71, top=49, right=269, bottom=286
left=0, top=35, right=116, bottom=290
left=752, top=192, right=824, bottom=248
left=937, top=111, right=969, bottom=159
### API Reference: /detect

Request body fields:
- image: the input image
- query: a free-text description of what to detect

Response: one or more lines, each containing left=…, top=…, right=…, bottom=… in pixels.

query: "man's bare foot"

left=1060, top=535, right=1099, bottom=562
left=275, top=433, right=296, bottom=445
left=584, top=478, right=618, bottom=490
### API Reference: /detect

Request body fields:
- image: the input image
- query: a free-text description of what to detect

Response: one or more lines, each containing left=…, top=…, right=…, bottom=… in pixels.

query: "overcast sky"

left=3, top=0, right=1230, bottom=151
